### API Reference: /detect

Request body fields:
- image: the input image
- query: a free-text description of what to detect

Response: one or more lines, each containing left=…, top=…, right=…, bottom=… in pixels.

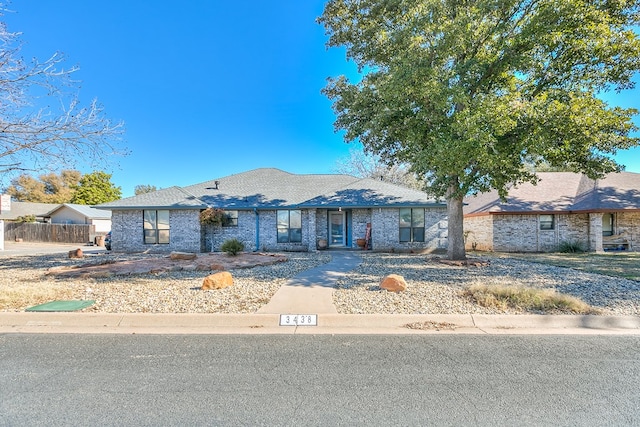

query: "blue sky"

left=3, top=1, right=640, bottom=197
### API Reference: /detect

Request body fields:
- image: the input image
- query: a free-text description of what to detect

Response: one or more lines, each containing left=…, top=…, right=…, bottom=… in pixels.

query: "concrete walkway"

left=257, top=251, right=362, bottom=314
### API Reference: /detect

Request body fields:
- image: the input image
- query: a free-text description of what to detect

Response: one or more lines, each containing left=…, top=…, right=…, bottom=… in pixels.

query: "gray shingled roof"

left=98, top=168, right=444, bottom=210
left=46, top=204, right=112, bottom=219
left=0, top=201, right=60, bottom=220
left=464, top=171, right=640, bottom=215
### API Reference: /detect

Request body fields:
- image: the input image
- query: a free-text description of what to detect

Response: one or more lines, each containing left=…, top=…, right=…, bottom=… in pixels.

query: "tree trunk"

left=447, top=195, right=466, bottom=260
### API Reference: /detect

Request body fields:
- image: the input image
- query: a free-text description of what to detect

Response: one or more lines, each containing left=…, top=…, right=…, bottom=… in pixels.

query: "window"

left=399, top=208, right=425, bottom=243
left=602, top=213, right=614, bottom=236
left=144, top=210, right=170, bottom=244
left=223, top=210, right=238, bottom=227
left=277, top=210, right=302, bottom=243
left=539, top=214, right=554, bottom=230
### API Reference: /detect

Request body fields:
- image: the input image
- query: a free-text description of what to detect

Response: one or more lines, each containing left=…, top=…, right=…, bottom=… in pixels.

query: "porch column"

left=307, top=209, right=317, bottom=252
left=589, top=212, right=603, bottom=252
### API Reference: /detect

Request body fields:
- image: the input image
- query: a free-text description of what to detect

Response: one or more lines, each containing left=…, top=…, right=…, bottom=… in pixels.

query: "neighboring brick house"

left=463, top=172, right=640, bottom=252
left=97, top=168, right=448, bottom=253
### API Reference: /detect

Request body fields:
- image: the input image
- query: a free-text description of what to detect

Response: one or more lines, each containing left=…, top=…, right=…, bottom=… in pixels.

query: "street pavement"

left=1, top=245, right=639, bottom=335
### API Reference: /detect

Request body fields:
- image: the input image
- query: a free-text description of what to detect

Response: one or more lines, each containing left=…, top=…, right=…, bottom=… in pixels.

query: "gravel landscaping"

left=1, top=251, right=639, bottom=315
left=335, top=253, right=640, bottom=315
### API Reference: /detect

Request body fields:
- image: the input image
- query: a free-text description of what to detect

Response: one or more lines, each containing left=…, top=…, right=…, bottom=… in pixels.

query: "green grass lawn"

left=505, top=252, right=640, bottom=281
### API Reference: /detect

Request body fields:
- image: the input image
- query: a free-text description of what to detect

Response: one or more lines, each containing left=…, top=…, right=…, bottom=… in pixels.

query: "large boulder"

left=202, top=271, right=234, bottom=290
left=380, top=274, right=407, bottom=292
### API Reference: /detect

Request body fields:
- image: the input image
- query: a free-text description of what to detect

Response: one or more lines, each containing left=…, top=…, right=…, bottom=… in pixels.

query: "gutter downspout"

left=254, top=208, right=259, bottom=252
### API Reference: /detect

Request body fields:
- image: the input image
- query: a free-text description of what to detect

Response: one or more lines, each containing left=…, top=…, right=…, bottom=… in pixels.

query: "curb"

left=1, top=313, right=639, bottom=335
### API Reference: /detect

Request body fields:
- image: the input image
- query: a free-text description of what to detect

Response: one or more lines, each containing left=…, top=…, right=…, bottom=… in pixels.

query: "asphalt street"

left=1, top=334, right=639, bottom=426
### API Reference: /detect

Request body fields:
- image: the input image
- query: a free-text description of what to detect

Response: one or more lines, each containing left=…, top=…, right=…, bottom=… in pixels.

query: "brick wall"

left=464, top=215, right=493, bottom=251
left=371, top=207, right=447, bottom=252
left=112, top=206, right=448, bottom=253
left=111, top=209, right=202, bottom=253
left=615, top=211, right=640, bottom=250
left=464, top=212, right=640, bottom=252
left=202, top=210, right=256, bottom=252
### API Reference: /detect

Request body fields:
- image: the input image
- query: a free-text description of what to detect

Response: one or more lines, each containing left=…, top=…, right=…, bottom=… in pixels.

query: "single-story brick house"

left=463, top=171, right=640, bottom=252
left=97, top=168, right=448, bottom=253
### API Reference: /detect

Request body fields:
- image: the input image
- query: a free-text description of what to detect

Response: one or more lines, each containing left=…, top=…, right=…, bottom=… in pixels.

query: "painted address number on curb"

left=279, top=314, right=317, bottom=326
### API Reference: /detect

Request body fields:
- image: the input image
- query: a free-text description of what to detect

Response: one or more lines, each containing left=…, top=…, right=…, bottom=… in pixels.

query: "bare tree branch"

left=0, top=11, right=126, bottom=179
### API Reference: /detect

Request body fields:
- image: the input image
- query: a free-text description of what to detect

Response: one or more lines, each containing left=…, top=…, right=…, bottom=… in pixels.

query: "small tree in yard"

left=319, top=0, right=640, bottom=260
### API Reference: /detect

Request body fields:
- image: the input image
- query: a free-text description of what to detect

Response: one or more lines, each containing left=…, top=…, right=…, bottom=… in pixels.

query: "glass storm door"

left=329, top=211, right=346, bottom=247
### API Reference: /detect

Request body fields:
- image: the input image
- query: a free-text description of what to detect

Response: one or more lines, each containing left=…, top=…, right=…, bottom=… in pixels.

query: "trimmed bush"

left=221, top=238, right=244, bottom=256
left=558, top=240, right=586, bottom=253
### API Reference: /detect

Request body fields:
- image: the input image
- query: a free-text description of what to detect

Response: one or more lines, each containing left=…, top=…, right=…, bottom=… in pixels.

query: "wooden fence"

left=4, top=222, right=95, bottom=244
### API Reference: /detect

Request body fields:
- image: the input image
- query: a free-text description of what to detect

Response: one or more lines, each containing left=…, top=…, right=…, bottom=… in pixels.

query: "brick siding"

left=465, top=211, right=640, bottom=252
left=112, top=207, right=448, bottom=253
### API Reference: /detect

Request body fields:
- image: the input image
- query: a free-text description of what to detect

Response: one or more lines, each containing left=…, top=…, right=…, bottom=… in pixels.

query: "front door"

left=329, top=211, right=346, bottom=247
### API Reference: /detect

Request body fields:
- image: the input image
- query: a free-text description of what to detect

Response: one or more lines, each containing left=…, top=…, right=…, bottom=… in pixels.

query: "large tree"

left=0, top=12, right=124, bottom=178
left=6, top=170, right=81, bottom=203
left=71, top=171, right=121, bottom=205
left=319, top=0, right=640, bottom=260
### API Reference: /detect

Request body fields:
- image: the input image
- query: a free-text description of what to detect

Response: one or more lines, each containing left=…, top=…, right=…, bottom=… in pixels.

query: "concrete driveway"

left=0, top=241, right=107, bottom=257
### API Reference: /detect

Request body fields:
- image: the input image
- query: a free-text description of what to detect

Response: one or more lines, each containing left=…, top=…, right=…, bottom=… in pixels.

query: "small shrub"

left=221, top=238, right=244, bottom=256
left=463, top=284, right=597, bottom=314
left=558, top=240, right=586, bottom=253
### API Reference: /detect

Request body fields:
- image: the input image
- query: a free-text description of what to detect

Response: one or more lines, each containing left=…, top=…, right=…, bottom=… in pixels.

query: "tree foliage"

left=6, top=170, right=81, bottom=203
left=319, top=0, right=640, bottom=259
left=134, top=184, right=158, bottom=195
left=0, top=11, right=125, bottom=178
left=70, top=171, right=122, bottom=205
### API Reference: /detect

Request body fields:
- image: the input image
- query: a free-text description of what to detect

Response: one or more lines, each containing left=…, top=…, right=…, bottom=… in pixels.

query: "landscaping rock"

left=202, top=271, right=234, bottom=290
left=68, top=248, right=84, bottom=259
left=170, top=251, right=197, bottom=261
left=380, top=274, right=407, bottom=292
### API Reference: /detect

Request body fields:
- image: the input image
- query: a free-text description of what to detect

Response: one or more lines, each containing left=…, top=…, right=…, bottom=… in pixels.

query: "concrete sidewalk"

left=0, top=312, right=639, bottom=335
left=257, top=251, right=362, bottom=314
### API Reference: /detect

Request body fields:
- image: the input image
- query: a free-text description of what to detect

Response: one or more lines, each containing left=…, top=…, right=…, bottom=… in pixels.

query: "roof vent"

left=206, top=181, right=220, bottom=190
